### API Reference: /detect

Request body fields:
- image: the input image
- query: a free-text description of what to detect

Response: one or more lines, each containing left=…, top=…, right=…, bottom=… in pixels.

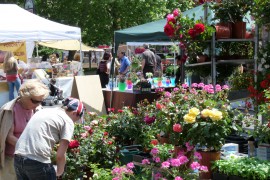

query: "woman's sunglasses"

left=30, top=98, right=43, bottom=104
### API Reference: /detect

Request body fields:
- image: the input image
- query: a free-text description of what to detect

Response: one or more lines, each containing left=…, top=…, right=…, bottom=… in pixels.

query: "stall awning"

left=38, top=40, right=104, bottom=52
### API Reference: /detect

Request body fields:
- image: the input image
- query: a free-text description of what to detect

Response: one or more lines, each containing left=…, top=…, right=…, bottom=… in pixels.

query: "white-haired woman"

left=0, top=79, right=49, bottom=180
left=3, top=51, right=21, bottom=100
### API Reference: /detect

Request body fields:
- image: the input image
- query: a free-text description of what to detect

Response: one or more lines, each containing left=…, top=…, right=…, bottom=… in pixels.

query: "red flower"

left=156, top=102, right=164, bottom=110
left=68, top=140, right=79, bottom=149
left=194, top=23, right=205, bottom=34
left=88, top=128, right=94, bottom=135
left=260, top=79, right=269, bottom=89
left=104, top=132, right=108, bottom=136
left=173, top=124, right=182, bottom=133
left=108, top=108, right=115, bottom=112
left=150, top=139, right=159, bottom=146
left=164, top=23, right=175, bottom=37
left=188, top=28, right=196, bottom=39
left=118, top=109, right=123, bottom=113
left=108, top=141, right=113, bottom=145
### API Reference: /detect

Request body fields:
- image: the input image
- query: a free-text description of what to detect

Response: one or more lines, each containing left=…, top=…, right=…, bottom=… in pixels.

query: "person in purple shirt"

left=118, top=52, right=131, bottom=76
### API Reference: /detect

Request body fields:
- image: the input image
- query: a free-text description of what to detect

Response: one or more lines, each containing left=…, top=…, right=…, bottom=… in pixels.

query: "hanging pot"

left=215, top=22, right=232, bottom=39
left=232, top=21, right=246, bottom=39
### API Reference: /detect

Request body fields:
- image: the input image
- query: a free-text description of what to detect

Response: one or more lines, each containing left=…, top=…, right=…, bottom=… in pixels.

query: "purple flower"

left=144, top=115, right=156, bottom=124
left=154, top=172, right=163, bottom=180
left=178, top=155, right=189, bottom=164
left=142, top=159, right=150, bottom=165
left=170, top=158, right=181, bottom=167
left=185, top=142, right=194, bottom=151
left=112, top=177, right=120, bottom=180
left=151, top=148, right=159, bottom=155
left=154, top=157, right=160, bottom=163
left=194, top=152, right=202, bottom=160
left=161, top=161, right=170, bottom=168
left=126, top=162, right=134, bottom=169
left=190, top=162, right=201, bottom=170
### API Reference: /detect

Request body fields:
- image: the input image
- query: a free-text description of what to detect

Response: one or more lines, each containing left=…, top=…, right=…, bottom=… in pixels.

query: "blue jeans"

left=14, top=155, right=56, bottom=180
left=8, top=77, right=21, bottom=100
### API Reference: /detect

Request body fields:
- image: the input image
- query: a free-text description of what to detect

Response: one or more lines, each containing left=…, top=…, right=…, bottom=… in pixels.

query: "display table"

left=0, top=77, right=74, bottom=107
left=102, top=89, right=161, bottom=112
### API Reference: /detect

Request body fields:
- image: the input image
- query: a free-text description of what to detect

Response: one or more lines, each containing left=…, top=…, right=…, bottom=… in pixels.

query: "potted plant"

left=251, top=0, right=270, bottom=29
left=212, top=156, right=270, bottom=180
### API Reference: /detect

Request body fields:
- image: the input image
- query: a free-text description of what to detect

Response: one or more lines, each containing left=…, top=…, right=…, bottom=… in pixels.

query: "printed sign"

left=0, top=41, right=27, bottom=63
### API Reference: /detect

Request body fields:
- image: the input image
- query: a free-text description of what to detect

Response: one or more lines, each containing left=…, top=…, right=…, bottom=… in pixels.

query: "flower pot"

left=170, top=77, right=176, bottom=87
left=215, top=22, right=232, bottom=39
left=199, top=151, right=221, bottom=180
left=126, top=80, right=133, bottom=90
left=197, top=55, right=208, bottom=63
left=212, top=172, right=229, bottom=180
left=118, top=82, right=126, bottom=91
left=232, top=21, right=246, bottom=39
left=157, top=80, right=162, bottom=87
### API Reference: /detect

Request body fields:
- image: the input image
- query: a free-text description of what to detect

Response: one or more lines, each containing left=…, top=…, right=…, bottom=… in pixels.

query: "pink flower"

left=112, top=177, right=120, bottom=180
left=156, top=102, right=164, bottom=109
left=166, top=14, right=175, bottom=22
left=175, top=177, right=183, bottom=180
left=188, top=28, right=197, bottom=39
left=198, top=83, right=205, bottom=88
left=173, top=9, right=179, bottom=17
left=222, top=85, right=230, bottom=90
left=144, top=115, right=156, bottom=124
left=151, top=148, right=159, bottom=155
left=200, top=165, right=208, bottom=172
left=154, top=172, right=163, bottom=180
left=191, top=83, right=198, bottom=88
left=173, top=124, right=182, bottom=133
left=207, top=88, right=214, bottom=94
left=170, top=158, right=181, bottom=167
left=185, top=142, right=194, bottom=151
left=215, top=84, right=222, bottom=92
left=161, top=161, right=170, bottom=168
left=83, top=125, right=91, bottom=131
left=142, top=159, right=150, bottom=165
left=81, top=132, right=88, bottom=138
left=194, top=152, right=202, bottom=160
left=165, top=91, right=171, bottom=98
left=190, top=162, right=201, bottom=170
left=154, top=157, right=160, bottom=163
left=126, top=162, right=135, bottom=169
left=182, top=83, right=189, bottom=88
left=173, top=87, right=180, bottom=92
left=178, top=155, right=189, bottom=164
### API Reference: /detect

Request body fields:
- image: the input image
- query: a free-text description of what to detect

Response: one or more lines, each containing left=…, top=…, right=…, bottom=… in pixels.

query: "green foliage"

left=252, top=0, right=270, bottom=27
left=228, top=66, right=253, bottom=90
left=212, top=157, right=270, bottom=179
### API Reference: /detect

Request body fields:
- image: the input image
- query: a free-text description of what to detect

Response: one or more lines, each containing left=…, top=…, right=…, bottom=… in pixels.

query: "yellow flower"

left=188, top=107, right=200, bottom=116
left=201, top=109, right=211, bottom=118
left=184, top=114, right=196, bottom=124
left=209, top=109, right=223, bottom=121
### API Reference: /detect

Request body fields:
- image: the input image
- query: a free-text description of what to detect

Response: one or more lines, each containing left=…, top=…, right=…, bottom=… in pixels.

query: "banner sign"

left=0, top=41, right=27, bottom=63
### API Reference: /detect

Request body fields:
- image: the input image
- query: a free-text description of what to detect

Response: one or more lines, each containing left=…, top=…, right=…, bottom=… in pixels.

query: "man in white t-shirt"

left=14, top=97, right=85, bottom=180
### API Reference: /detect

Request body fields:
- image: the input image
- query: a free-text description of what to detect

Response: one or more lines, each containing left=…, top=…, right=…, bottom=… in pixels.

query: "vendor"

left=15, top=56, right=29, bottom=79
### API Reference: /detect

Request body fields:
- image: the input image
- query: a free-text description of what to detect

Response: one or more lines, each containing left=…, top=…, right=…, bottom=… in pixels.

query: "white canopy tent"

left=0, top=4, right=82, bottom=63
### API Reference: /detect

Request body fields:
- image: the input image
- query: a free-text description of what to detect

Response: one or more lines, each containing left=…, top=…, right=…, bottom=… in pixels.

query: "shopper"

left=141, top=45, right=156, bottom=78
left=14, top=97, right=85, bottom=179
left=118, top=52, right=131, bottom=76
left=97, top=52, right=111, bottom=88
left=3, top=51, right=21, bottom=100
left=0, top=79, right=49, bottom=180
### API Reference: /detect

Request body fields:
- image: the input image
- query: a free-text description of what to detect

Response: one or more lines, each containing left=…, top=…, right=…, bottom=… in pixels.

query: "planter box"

left=228, top=89, right=249, bottom=101
left=257, top=143, right=270, bottom=160
left=213, top=172, right=229, bottom=180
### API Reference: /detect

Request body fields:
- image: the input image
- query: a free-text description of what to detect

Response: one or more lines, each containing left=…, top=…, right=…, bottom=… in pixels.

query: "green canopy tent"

left=114, top=4, right=214, bottom=53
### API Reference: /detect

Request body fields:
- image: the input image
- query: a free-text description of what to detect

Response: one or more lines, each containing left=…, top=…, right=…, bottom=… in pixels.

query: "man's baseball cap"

left=63, top=97, right=85, bottom=123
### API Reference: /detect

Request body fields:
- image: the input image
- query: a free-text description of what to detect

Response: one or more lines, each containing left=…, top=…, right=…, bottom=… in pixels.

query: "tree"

left=13, top=0, right=195, bottom=46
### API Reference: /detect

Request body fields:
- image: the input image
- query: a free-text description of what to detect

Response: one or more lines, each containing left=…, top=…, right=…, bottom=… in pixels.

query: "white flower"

left=258, top=64, right=263, bottom=72
left=265, top=64, right=270, bottom=69
left=261, top=58, right=266, bottom=64
left=263, top=53, right=267, bottom=58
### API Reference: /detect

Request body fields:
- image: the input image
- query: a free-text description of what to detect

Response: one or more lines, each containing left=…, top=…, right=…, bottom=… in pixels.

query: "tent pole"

left=109, top=32, right=116, bottom=109
left=79, top=38, right=83, bottom=75
left=36, top=42, right=39, bottom=57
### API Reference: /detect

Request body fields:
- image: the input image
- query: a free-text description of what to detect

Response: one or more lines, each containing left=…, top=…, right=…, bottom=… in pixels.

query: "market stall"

left=0, top=4, right=82, bottom=106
